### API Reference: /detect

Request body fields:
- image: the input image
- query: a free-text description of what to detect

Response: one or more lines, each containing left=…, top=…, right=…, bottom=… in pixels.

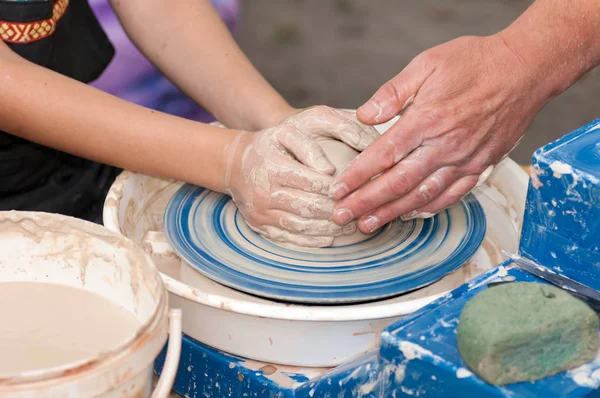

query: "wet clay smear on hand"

left=457, top=282, right=599, bottom=386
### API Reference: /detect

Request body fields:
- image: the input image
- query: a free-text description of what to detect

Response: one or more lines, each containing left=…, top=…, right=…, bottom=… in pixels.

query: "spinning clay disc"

left=164, top=182, right=487, bottom=304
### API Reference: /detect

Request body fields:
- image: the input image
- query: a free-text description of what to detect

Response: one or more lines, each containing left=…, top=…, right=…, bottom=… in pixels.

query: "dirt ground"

left=237, top=0, right=600, bottom=164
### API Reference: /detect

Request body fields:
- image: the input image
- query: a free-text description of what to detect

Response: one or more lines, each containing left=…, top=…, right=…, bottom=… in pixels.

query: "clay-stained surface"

left=0, top=211, right=162, bottom=319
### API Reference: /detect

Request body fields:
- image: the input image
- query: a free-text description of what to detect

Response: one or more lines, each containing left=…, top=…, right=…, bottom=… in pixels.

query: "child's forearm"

left=0, top=43, right=238, bottom=193
left=109, top=0, right=294, bottom=131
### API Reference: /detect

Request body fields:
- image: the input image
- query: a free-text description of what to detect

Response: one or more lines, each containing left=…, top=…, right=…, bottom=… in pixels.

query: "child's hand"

left=224, top=106, right=379, bottom=248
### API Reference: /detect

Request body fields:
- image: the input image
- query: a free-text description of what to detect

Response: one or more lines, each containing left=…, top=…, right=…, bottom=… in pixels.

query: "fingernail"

left=476, top=165, right=495, bottom=187
left=358, top=100, right=381, bottom=121
left=418, top=212, right=436, bottom=219
left=400, top=210, right=418, bottom=221
left=334, top=208, right=353, bottom=225
left=402, top=94, right=415, bottom=110
left=401, top=211, right=435, bottom=221
left=331, top=182, right=349, bottom=199
left=362, top=215, right=379, bottom=233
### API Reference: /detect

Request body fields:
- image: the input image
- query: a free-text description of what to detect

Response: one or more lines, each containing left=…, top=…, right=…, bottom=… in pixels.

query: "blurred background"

left=91, top=0, right=600, bottom=165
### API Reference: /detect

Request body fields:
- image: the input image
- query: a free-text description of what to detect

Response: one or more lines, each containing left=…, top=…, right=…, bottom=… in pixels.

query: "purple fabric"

left=88, top=0, right=239, bottom=123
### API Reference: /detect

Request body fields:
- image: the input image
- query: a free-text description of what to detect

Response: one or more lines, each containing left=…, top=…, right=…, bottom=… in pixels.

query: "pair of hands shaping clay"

left=225, top=106, right=378, bottom=248
left=225, top=104, right=499, bottom=249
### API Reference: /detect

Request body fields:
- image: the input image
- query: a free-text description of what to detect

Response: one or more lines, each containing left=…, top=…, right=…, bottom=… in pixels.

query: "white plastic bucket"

left=0, top=211, right=182, bottom=398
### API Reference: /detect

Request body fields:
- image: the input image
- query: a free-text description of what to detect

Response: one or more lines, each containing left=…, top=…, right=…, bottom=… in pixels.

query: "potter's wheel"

left=103, top=115, right=527, bottom=367
left=164, top=184, right=486, bottom=304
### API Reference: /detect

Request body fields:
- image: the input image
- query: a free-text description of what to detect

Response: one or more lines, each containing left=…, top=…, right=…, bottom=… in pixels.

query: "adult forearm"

left=499, top=0, right=600, bottom=99
left=110, top=0, right=293, bottom=131
left=0, top=45, right=237, bottom=193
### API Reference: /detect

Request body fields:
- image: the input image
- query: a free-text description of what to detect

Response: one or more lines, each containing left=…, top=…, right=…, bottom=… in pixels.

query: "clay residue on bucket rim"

left=0, top=211, right=168, bottom=390
left=0, top=211, right=162, bottom=300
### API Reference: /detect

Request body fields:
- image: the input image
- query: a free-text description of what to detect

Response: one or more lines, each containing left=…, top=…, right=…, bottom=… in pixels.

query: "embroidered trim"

left=0, top=0, right=69, bottom=44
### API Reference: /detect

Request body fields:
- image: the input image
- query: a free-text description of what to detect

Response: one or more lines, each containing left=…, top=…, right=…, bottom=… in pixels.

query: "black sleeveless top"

left=0, top=0, right=118, bottom=222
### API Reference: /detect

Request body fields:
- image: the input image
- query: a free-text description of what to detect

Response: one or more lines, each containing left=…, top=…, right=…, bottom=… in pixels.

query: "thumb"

left=357, top=54, right=436, bottom=125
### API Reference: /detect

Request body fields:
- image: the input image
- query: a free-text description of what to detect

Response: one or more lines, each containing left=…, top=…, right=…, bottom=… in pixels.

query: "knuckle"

left=438, top=133, right=458, bottom=151
left=439, top=132, right=473, bottom=162
left=310, top=105, right=331, bottom=118
left=269, top=190, right=288, bottom=206
left=441, top=128, right=463, bottom=146
left=378, top=81, right=399, bottom=101
left=422, top=145, right=444, bottom=166
left=417, top=184, right=434, bottom=202
left=422, top=107, right=446, bottom=129
left=280, top=124, right=299, bottom=137
left=378, top=139, right=401, bottom=169
left=414, top=50, right=435, bottom=67
left=281, top=111, right=299, bottom=125
left=442, top=102, right=461, bottom=120
left=381, top=149, right=397, bottom=170
left=460, top=148, right=481, bottom=165
left=428, top=174, right=446, bottom=195
left=386, top=171, right=412, bottom=196
left=469, top=157, right=490, bottom=174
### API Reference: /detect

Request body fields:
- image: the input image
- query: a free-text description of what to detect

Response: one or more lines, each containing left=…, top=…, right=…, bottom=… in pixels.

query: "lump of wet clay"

left=318, top=139, right=371, bottom=246
left=457, top=282, right=599, bottom=386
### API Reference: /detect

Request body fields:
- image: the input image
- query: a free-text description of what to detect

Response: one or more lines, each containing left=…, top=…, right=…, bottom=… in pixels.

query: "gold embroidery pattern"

left=0, top=0, right=69, bottom=44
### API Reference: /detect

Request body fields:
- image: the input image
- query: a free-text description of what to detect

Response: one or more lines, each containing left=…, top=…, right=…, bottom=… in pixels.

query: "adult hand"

left=331, top=34, right=548, bottom=233
left=226, top=106, right=379, bottom=247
